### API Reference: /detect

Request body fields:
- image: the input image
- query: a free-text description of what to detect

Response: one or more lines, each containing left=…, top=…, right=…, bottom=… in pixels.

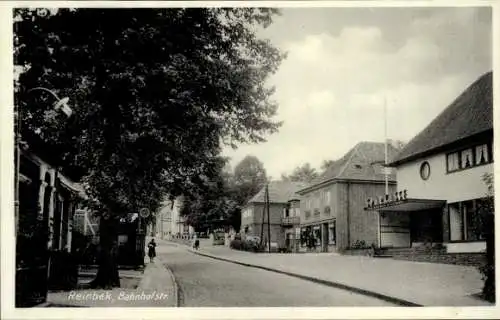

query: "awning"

left=58, top=173, right=86, bottom=196
left=365, top=198, right=446, bottom=212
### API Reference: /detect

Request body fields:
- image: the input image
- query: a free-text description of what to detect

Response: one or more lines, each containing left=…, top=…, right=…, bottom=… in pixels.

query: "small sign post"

left=139, top=208, right=150, bottom=218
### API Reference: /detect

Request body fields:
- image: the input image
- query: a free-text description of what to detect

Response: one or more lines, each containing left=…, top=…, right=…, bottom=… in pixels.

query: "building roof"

left=248, top=181, right=307, bottom=204
left=298, top=141, right=400, bottom=194
left=390, top=71, right=493, bottom=166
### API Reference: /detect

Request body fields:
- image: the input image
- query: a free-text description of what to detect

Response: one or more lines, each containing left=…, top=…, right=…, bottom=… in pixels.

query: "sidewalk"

left=45, top=254, right=178, bottom=307
left=170, top=239, right=492, bottom=307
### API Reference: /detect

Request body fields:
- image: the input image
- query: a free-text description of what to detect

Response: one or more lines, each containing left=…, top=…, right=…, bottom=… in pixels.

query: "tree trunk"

left=90, top=216, right=120, bottom=289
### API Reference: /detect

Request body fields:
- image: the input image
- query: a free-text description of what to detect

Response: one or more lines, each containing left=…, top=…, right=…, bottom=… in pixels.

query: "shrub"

left=230, top=239, right=243, bottom=250
left=244, top=239, right=263, bottom=252
left=478, top=173, right=495, bottom=303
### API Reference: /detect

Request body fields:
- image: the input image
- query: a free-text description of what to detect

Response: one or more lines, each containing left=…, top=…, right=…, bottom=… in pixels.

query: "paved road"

left=159, top=243, right=394, bottom=307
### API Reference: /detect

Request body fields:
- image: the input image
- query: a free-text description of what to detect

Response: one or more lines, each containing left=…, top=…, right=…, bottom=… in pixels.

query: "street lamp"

left=28, top=87, right=72, bottom=117
left=15, top=87, right=72, bottom=235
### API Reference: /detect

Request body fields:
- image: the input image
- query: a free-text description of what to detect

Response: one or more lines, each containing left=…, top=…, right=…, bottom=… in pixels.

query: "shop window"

left=448, top=200, right=486, bottom=242
left=328, top=221, right=336, bottom=245
left=465, top=201, right=485, bottom=241
left=300, top=227, right=311, bottom=247
left=313, top=226, right=321, bottom=247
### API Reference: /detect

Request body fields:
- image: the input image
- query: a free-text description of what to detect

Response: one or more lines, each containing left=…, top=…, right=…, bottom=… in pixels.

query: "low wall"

left=341, top=249, right=371, bottom=256
left=341, top=247, right=486, bottom=267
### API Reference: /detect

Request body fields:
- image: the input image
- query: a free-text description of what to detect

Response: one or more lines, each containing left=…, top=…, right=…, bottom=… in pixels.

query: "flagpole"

left=384, top=96, right=389, bottom=196
left=266, top=184, right=271, bottom=253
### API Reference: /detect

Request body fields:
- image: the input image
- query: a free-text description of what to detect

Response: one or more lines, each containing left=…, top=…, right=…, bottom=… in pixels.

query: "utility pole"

left=259, top=187, right=266, bottom=248
left=266, top=184, right=271, bottom=253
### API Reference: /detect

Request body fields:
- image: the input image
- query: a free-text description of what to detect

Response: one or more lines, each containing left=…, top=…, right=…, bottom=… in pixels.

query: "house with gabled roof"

left=241, top=181, right=306, bottom=250
left=297, top=142, right=401, bottom=252
left=366, top=71, right=493, bottom=254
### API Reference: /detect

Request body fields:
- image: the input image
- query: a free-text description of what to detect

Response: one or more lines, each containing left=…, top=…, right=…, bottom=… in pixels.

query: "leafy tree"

left=14, top=8, right=284, bottom=288
left=320, top=160, right=336, bottom=172
left=282, top=163, right=318, bottom=183
left=388, top=139, right=406, bottom=150
left=478, top=173, right=495, bottom=302
left=180, top=157, right=238, bottom=231
left=233, top=155, right=268, bottom=206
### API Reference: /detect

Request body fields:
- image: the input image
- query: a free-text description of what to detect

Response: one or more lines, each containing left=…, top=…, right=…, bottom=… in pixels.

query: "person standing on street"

left=147, top=238, right=157, bottom=263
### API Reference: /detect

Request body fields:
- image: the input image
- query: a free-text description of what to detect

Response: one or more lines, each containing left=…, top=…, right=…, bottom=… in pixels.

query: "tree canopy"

left=281, top=162, right=318, bottom=183
left=232, top=155, right=268, bottom=205
left=14, top=8, right=285, bottom=215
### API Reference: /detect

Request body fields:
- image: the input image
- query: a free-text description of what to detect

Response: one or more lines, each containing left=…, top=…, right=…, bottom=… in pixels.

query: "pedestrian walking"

left=147, top=238, right=157, bottom=263
left=193, top=234, right=200, bottom=250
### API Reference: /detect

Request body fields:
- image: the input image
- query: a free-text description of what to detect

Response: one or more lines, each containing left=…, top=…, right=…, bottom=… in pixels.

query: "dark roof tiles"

left=248, top=181, right=307, bottom=204
left=298, top=141, right=400, bottom=194
left=390, top=71, right=493, bottom=165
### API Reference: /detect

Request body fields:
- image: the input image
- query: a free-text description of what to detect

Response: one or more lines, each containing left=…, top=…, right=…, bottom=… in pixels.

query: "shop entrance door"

left=322, top=223, right=329, bottom=252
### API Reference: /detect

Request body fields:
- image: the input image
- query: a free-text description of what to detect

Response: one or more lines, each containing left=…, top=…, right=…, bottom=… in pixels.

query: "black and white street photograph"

left=1, top=1, right=497, bottom=319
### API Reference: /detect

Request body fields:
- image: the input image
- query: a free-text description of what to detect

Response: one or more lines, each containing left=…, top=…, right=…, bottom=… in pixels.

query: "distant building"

left=283, top=191, right=302, bottom=252
left=153, top=196, right=192, bottom=238
left=369, top=71, right=493, bottom=254
left=297, top=142, right=401, bottom=252
left=241, top=181, right=306, bottom=250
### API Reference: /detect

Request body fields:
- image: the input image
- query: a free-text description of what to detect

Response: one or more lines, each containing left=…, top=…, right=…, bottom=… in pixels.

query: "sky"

left=221, top=6, right=492, bottom=179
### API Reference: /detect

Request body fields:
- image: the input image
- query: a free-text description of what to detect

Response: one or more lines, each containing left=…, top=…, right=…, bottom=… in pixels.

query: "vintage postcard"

left=1, top=1, right=498, bottom=319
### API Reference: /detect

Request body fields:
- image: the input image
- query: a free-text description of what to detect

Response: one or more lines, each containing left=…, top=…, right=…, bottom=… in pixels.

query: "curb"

left=190, top=250, right=422, bottom=307
left=155, top=256, right=180, bottom=307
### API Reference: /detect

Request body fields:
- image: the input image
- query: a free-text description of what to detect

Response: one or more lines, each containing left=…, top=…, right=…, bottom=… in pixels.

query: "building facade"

left=298, top=142, right=400, bottom=252
left=367, top=71, right=493, bottom=254
left=241, top=181, right=305, bottom=250
left=153, top=196, right=193, bottom=239
left=16, top=148, right=84, bottom=306
left=282, top=197, right=301, bottom=252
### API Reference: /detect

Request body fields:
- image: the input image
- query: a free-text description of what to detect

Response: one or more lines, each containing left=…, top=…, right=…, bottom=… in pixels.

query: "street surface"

left=159, top=243, right=394, bottom=307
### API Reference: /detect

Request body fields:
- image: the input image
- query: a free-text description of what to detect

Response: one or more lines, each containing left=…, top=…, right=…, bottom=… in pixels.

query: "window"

left=420, top=161, right=431, bottom=180
left=475, top=144, right=489, bottom=165
left=314, top=193, right=320, bottom=209
left=324, top=206, right=331, bottom=215
left=325, top=190, right=331, bottom=205
left=461, top=148, right=473, bottom=169
left=313, top=226, right=321, bottom=247
left=300, top=227, right=310, bottom=247
left=447, top=142, right=493, bottom=173
left=448, top=200, right=486, bottom=242
left=447, top=153, right=459, bottom=172
left=305, top=211, right=311, bottom=219
left=328, top=221, right=336, bottom=245
left=305, top=197, right=311, bottom=210
left=243, top=208, right=254, bottom=219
